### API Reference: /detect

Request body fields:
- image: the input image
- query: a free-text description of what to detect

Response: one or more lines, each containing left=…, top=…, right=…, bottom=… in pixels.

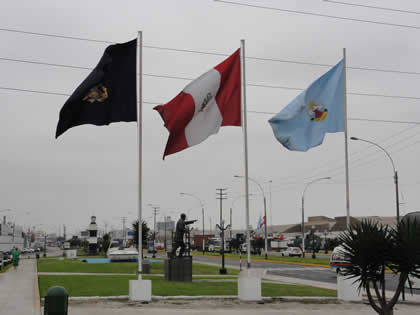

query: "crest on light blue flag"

left=269, top=59, right=345, bottom=151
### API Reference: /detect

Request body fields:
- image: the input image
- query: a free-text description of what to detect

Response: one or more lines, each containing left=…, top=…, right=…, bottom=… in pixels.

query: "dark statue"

left=171, top=213, right=196, bottom=257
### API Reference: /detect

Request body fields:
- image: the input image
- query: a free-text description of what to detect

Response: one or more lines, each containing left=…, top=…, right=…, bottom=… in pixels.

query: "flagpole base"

left=129, top=279, right=152, bottom=302
left=238, top=270, right=262, bottom=301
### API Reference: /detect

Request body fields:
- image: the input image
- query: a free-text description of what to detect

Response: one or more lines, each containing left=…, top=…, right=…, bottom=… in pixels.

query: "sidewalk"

left=0, top=259, right=40, bottom=315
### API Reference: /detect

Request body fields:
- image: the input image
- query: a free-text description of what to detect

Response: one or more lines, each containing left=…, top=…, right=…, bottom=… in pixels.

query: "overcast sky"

left=1, top=0, right=420, bottom=236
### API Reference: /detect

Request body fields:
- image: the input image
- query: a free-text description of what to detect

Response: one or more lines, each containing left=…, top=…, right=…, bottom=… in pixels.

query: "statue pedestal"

left=164, top=256, right=192, bottom=282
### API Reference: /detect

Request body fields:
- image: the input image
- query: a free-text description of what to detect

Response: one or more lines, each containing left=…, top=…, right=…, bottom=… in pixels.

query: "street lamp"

left=324, top=230, right=328, bottom=254
left=311, top=226, right=316, bottom=259
left=301, top=177, right=331, bottom=258
left=180, top=193, right=205, bottom=254
left=350, top=136, right=400, bottom=221
left=234, top=175, right=269, bottom=260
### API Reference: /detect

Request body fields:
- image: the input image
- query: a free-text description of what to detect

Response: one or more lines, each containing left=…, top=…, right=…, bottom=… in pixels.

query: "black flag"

left=56, top=39, right=137, bottom=138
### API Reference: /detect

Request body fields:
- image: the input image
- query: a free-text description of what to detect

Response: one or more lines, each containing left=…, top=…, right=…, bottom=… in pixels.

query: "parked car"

left=1, top=251, right=11, bottom=265
left=330, top=245, right=350, bottom=273
left=281, top=247, right=303, bottom=257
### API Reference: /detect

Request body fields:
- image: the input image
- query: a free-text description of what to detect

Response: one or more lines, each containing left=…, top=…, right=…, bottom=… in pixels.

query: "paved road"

left=20, top=246, right=63, bottom=259
left=193, top=255, right=420, bottom=295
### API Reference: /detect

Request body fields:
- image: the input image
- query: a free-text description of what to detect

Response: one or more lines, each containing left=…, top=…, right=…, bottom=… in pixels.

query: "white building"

left=0, top=216, right=24, bottom=251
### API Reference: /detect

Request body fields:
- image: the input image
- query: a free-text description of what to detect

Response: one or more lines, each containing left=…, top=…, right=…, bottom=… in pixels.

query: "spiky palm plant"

left=338, top=218, right=420, bottom=315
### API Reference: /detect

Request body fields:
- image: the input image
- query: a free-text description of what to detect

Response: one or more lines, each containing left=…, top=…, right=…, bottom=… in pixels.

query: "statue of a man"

left=171, top=213, right=196, bottom=257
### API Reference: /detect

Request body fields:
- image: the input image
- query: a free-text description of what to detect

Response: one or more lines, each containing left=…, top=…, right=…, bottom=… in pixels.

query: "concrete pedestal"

left=337, top=274, right=362, bottom=301
left=238, top=270, right=262, bottom=301
left=164, top=256, right=192, bottom=282
left=129, top=279, right=152, bottom=302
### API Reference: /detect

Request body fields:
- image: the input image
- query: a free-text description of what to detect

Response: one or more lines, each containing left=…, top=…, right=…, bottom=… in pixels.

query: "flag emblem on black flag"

left=56, top=39, right=137, bottom=138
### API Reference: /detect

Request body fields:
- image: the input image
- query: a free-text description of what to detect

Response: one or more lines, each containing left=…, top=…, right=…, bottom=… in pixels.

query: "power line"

left=1, top=56, right=419, bottom=101
left=267, top=123, right=420, bottom=189
left=323, top=0, right=420, bottom=15
left=0, top=27, right=113, bottom=44
left=214, top=0, right=420, bottom=30
left=1, top=27, right=420, bottom=76
left=321, top=129, right=420, bottom=179
left=2, top=86, right=420, bottom=126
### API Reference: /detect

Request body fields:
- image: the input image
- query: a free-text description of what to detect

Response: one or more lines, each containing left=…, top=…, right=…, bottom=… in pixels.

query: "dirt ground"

left=66, top=299, right=420, bottom=315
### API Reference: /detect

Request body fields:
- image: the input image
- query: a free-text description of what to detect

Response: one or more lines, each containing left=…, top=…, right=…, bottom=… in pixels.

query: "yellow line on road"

left=193, top=254, right=394, bottom=273
left=193, top=254, right=329, bottom=268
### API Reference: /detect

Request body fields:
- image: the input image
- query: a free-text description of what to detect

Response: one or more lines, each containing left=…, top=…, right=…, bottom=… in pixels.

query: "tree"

left=132, top=220, right=150, bottom=248
left=325, top=237, right=340, bottom=252
left=338, top=219, right=420, bottom=315
left=101, top=233, right=111, bottom=253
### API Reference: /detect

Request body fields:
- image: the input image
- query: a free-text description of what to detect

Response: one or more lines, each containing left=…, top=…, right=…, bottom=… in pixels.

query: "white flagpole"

left=136, top=31, right=143, bottom=279
left=343, top=48, right=350, bottom=229
left=240, top=39, right=251, bottom=268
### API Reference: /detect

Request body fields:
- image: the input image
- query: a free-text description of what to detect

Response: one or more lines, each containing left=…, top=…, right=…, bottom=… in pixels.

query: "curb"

left=46, top=295, right=339, bottom=301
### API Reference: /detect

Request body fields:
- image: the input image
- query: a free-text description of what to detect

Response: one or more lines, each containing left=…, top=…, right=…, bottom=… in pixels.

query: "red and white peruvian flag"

left=154, top=49, right=241, bottom=159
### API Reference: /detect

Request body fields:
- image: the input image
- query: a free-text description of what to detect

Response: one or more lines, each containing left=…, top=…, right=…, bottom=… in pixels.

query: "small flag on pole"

left=257, top=215, right=265, bottom=232
left=268, top=60, right=345, bottom=151
left=56, top=39, right=137, bottom=138
left=154, top=49, right=241, bottom=159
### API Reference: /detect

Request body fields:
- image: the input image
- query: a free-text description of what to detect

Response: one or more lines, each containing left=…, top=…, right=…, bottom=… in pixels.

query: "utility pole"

left=43, top=233, right=47, bottom=257
left=202, top=208, right=205, bottom=254
left=216, top=188, right=229, bottom=274
left=230, top=208, right=232, bottom=240
left=63, top=225, right=66, bottom=241
left=164, top=215, right=167, bottom=252
left=151, top=206, right=159, bottom=258
left=122, top=217, right=127, bottom=246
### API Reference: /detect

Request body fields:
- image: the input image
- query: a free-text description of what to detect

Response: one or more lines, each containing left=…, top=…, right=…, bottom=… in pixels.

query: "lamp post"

left=230, top=194, right=253, bottom=251
left=350, top=136, right=400, bottom=222
left=311, top=226, right=316, bottom=259
left=301, top=177, right=331, bottom=258
left=235, top=175, right=269, bottom=260
left=180, top=193, right=205, bottom=254
left=324, top=230, right=328, bottom=254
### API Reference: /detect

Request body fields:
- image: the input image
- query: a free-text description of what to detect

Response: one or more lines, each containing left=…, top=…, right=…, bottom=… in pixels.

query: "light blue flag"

left=269, top=59, right=345, bottom=151
left=256, top=216, right=262, bottom=232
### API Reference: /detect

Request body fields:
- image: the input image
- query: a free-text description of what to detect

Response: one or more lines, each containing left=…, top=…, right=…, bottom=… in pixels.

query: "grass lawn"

left=37, top=258, right=239, bottom=275
left=0, top=264, right=12, bottom=273
left=38, top=275, right=337, bottom=297
left=194, top=252, right=329, bottom=266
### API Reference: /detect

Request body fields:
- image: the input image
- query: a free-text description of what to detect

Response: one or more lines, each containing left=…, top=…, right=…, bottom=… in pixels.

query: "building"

left=0, top=216, right=24, bottom=251
left=157, top=217, right=175, bottom=232
left=269, top=215, right=397, bottom=235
